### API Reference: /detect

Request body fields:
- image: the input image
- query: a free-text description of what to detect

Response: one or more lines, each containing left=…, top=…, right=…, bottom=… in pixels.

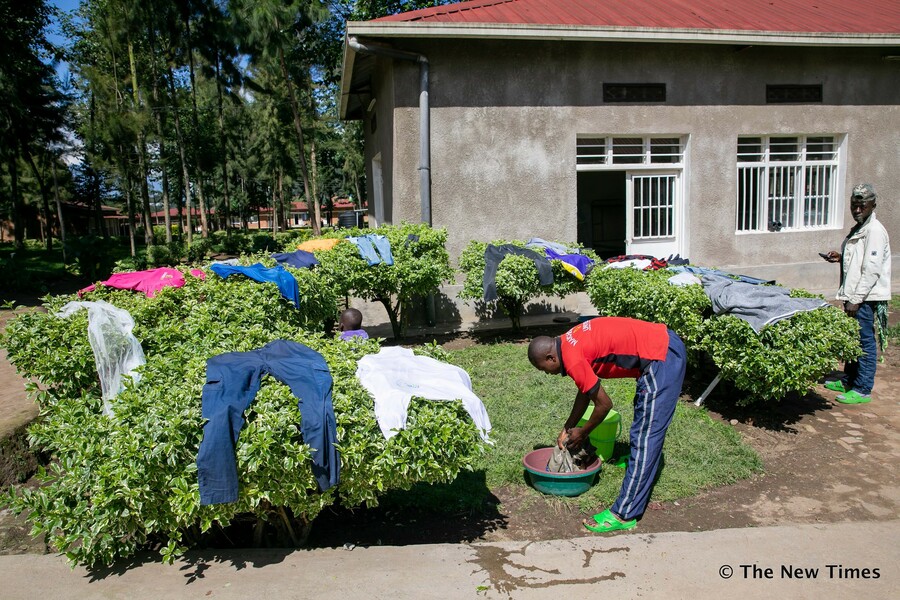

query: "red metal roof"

left=375, top=0, right=900, bottom=34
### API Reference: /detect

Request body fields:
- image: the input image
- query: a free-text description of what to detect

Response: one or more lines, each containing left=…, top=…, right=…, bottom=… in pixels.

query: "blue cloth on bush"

left=525, top=238, right=577, bottom=255
left=664, top=254, right=690, bottom=266
left=209, top=262, right=299, bottom=308
left=271, top=250, right=319, bottom=269
left=700, top=274, right=827, bottom=332
left=544, top=248, right=594, bottom=279
left=347, top=234, right=394, bottom=266
left=483, top=244, right=554, bottom=302
left=197, top=340, right=339, bottom=505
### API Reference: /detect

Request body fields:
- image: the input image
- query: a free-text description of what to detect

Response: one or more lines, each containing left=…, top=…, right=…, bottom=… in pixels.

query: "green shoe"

left=824, top=380, right=846, bottom=393
left=584, top=509, right=637, bottom=533
left=836, top=390, right=871, bottom=404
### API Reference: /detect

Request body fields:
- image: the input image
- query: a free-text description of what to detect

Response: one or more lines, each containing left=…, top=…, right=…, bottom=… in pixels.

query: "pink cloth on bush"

left=79, top=268, right=206, bottom=298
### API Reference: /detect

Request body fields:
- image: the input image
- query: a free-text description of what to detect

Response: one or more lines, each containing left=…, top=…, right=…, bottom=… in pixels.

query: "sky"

left=47, top=0, right=82, bottom=81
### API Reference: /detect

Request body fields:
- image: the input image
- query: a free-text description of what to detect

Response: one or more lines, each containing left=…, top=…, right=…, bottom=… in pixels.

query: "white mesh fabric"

left=57, top=301, right=146, bottom=417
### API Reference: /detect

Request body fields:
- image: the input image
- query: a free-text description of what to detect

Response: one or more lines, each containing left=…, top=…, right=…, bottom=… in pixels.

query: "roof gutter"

left=348, top=21, right=900, bottom=47
left=348, top=37, right=432, bottom=226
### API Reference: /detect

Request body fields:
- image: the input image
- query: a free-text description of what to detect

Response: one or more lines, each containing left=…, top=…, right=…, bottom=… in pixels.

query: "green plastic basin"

left=522, top=447, right=602, bottom=497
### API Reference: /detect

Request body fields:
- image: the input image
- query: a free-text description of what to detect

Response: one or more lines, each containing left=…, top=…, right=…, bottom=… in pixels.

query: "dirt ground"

left=1, top=300, right=898, bottom=557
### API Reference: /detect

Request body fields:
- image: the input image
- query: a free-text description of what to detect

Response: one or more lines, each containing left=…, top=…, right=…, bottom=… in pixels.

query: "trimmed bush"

left=314, top=223, right=455, bottom=338
left=585, top=266, right=861, bottom=402
left=458, top=240, right=599, bottom=330
left=585, top=267, right=710, bottom=344
left=1, top=266, right=486, bottom=567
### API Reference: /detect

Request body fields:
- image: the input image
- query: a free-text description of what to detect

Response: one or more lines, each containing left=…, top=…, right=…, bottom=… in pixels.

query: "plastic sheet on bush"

left=56, top=301, right=146, bottom=417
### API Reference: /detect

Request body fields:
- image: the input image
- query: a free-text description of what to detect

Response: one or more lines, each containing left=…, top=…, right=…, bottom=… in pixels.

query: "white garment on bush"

left=56, top=300, right=146, bottom=417
left=355, top=346, right=492, bottom=442
left=607, top=259, right=651, bottom=270
left=667, top=272, right=702, bottom=287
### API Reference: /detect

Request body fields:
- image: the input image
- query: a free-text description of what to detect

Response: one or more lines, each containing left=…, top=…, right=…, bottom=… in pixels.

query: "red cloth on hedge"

left=604, top=254, right=668, bottom=270
left=79, top=267, right=206, bottom=298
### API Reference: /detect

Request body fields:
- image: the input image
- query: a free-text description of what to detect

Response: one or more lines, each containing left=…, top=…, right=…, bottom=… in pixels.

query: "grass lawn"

left=0, top=244, right=70, bottom=292
left=383, top=341, right=762, bottom=515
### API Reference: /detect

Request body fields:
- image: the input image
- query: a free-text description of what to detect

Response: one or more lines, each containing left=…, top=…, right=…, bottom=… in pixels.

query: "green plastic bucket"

left=577, top=408, right=622, bottom=461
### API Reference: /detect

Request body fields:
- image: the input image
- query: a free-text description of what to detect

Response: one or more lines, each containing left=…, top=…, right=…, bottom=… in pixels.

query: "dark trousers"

left=483, top=244, right=554, bottom=301
left=612, top=329, right=687, bottom=520
left=843, top=301, right=877, bottom=395
left=197, top=340, right=339, bottom=505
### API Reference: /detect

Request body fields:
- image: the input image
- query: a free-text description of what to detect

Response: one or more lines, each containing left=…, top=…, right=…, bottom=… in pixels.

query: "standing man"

left=822, top=183, right=892, bottom=404
left=528, top=316, right=686, bottom=533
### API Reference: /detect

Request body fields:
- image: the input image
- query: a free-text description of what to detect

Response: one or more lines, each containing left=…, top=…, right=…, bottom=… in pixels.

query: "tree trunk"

left=215, top=50, right=231, bottom=235
left=184, top=17, right=208, bottom=238
left=276, top=45, right=318, bottom=236
left=52, top=160, right=67, bottom=262
left=127, top=38, right=155, bottom=247
left=308, top=92, right=322, bottom=232
left=271, top=183, right=278, bottom=233
left=89, top=93, right=106, bottom=237
left=168, top=67, right=193, bottom=245
left=23, top=148, right=53, bottom=251
left=279, top=168, right=288, bottom=230
left=9, top=151, right=25, bottom=250
left=147, top=2, right=171, bottom=243
left=378, top=296, right=403, bottom=339
left=124, top=162, right=136, bottom=257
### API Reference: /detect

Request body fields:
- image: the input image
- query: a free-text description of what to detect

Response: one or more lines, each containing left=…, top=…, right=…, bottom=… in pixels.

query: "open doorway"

left=577, top=171, right=626, bottom=258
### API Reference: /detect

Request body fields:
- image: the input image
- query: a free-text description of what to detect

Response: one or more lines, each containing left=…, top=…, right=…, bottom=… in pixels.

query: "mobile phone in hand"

left=818, top=252, right=830, bottom=259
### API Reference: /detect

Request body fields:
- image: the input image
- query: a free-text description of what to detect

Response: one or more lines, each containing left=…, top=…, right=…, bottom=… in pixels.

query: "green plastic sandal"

left=583, top=509, right=637, bottom=533
left=824, top=380, right=846, bottom=393
left=836, top=390, right=871, bottom=404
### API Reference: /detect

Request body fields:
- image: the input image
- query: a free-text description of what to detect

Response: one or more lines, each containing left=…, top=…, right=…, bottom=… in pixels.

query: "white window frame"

left=577, top=135, right=685, bottom=169
left=628, top=171, right=679, bottom=241
left=735, top=134, right=845, bottom=233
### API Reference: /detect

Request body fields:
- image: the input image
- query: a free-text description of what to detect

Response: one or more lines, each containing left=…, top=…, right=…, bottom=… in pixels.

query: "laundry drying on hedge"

left=79, top=266, right=206, bottom=298
left=209, top=262, right=300, bottom=308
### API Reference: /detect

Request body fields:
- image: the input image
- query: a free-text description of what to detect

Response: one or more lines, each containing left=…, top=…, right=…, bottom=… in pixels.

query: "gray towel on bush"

left=701, top=274, right=827, bottom=332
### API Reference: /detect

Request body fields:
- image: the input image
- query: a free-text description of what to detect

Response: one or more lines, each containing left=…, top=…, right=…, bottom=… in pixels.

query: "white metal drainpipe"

left=348, top=37, right=431, bottom=226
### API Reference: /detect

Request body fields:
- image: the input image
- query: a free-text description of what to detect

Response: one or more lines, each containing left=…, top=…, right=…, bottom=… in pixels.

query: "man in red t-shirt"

left=528, top=316, right=687, bottom=533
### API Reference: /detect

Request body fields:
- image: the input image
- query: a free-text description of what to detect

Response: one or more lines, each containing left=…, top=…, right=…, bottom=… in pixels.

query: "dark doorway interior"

left=577, top=171, right=626, bottom=258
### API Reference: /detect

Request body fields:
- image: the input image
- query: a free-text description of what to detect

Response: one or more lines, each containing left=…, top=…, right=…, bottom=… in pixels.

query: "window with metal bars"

left=736, top=135, right=841, bottom=232
left=576, top=136, right=684, bottom=167
left=633, top=174, right=677, bottom=239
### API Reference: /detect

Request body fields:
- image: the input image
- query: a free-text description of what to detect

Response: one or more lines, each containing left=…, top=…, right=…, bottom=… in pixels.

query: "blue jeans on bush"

left=843, top=301, right=877, bottom=395
left=347, top=234, right=394, bottom=266
left=197, top=340, right=339, bottom=505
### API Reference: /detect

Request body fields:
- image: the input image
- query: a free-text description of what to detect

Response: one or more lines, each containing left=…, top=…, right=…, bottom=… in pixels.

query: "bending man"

left=528, top=317, right=686, bottom=533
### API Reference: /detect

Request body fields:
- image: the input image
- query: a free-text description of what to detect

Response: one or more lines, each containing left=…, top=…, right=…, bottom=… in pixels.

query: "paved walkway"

left=0, top=310, right=38, bottom=440
left=0, top=520, right=896, bottom=599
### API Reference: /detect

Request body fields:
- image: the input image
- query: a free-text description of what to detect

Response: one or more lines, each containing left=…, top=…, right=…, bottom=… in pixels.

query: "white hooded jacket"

left=837, top=212, right=892, bottom=304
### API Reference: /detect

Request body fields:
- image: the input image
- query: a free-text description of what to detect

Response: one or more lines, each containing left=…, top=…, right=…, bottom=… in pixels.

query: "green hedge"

left=2, top=266, right=485, bottom=566
left=585, top=266, right=861, bottom=402
left=313, top=223, right=455, bottom=338
left=458, top=240, right=598, bottom=330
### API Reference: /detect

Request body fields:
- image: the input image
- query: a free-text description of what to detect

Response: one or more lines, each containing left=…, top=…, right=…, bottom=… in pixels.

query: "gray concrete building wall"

left=376, top=39, right=898, bottom=292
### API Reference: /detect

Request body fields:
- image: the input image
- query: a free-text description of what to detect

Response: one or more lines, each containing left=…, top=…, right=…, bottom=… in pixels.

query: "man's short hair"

left=527, top=336, right=554, bottom=365
left=851, top=183, right=877, bottom=202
